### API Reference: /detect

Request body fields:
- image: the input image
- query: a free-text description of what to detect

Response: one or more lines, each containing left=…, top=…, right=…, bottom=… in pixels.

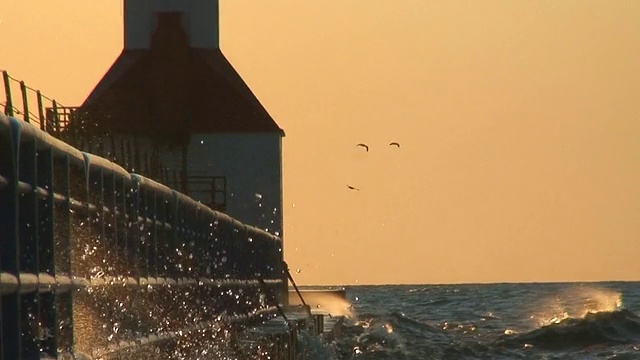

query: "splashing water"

left=291, top=289, right=354, bottom=318
left=531, top=285, right=622, bottom=326
left=326, top=283, right=640, bottom=360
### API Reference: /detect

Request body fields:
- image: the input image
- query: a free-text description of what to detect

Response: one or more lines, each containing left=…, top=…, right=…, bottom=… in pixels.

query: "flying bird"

left=389, top=142, right=400, bottom=148
left=356, top=143, right=369, bottom=152
left=347, top=185, right=360, bottom=191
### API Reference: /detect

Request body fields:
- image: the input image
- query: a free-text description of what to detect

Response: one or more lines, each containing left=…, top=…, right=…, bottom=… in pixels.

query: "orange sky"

left=2, top=1, right=640, bottom=285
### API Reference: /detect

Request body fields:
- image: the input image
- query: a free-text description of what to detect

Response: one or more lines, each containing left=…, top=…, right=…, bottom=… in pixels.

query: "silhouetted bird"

left=347, top=185, right=360, bottom=191
left=389, top=142, right=400, bottom=147
left=356, top=143, right=369, bottom=152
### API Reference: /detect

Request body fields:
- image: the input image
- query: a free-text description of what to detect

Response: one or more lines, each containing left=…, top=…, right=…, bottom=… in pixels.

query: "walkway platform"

left=238, top=304, right=346, bottom=359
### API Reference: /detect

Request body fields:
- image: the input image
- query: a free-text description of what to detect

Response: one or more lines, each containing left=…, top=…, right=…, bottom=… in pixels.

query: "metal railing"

left=2, top=71, right=194, bottom=197
left=1, top=70, right=73, bottom=135
left=0, top=112, right=286, bottom=359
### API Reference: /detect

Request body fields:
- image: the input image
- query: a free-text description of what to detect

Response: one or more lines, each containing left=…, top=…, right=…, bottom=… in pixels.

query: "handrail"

left=1, top=70, right=187, bottom=185
left=0, top=112, right=286, bottom=359
left=1, top=69, right=68, bottom=132
left=0, top=271, right=284, bottom=296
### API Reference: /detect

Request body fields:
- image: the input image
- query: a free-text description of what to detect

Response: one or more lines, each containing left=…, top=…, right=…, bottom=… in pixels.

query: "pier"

left=0, top=69, right=344, bottom=359
left=0, top=109, right=286, bottom=359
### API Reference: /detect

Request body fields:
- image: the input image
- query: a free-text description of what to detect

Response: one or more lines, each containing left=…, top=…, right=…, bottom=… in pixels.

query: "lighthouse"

left=74, top=0, right=285, bottom=237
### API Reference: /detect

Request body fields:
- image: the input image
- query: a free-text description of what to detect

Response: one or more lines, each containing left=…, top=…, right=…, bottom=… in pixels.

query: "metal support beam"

left=0, top=116, right=21, bottom=359
left=19, top=81, right=29, bottom=123
left=2, top=71, right=13, bottom=117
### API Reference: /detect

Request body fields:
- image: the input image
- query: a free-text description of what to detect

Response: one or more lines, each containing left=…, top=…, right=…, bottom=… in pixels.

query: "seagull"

left=347, top=185, right=360, bottom=191
left=389, top=142, right=400, bottom=148
left=356, top=143, right=369, bottom=152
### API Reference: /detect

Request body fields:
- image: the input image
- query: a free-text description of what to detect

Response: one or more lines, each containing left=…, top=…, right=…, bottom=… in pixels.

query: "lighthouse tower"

left=75, top=0, right=284, bottom=236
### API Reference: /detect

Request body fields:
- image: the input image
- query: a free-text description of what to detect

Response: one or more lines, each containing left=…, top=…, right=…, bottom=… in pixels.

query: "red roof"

left=77, top=12, right=283, bottom=140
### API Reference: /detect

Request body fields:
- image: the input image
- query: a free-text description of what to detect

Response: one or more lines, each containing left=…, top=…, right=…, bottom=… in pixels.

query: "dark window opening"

left=188, top=176, right=226, bottom=212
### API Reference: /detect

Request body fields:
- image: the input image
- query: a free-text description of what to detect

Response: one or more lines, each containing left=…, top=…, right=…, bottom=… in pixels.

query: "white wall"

left=188, top=1, right=219, bottom=49
left=161, top=133, right=283, bottom=238
left=124, top=0, right=219, bottom=49
left=87, top=132, right=283, bottom=237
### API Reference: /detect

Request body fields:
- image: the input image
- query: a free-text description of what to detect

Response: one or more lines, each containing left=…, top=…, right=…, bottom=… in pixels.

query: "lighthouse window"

left=188, top=175, right=226, bottom=211
left=212, top=177, right=227, bottom=211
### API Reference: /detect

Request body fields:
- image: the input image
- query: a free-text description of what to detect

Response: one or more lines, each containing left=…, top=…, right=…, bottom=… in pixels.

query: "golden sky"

left=2, top=1, right=640, bottom=285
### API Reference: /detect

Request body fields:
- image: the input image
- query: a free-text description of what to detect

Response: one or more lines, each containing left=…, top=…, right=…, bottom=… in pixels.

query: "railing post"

left=171, top=192, right=179, bottom=279
left=144, top=149, right=150, bottom=177
left=119, top=138, right=125, bottom=170
left=156, top=193, right=166, bottom=277
left=54, top=154, right=74, bottom=354
left=149, top=189, right=158, bottom=278
left=0, top=117, right=21, bottom=359
left=19, top=137, right=41, bottom=358
left=52, top=100, right=61, bottom=135
left=128, top=176, right=139, bottom=280
left=131, top=176, right=143, bottom=279
left=2, top=71, right=13, bottom=117
left=126, top=140, right=133, bottom=171
left=19, top=81, right=29, bottom=123
left=116, top=176, right=127, bottom=278
left=133, top=136, right=141, bottom=174
left=0, top=122, right=5, bottom=360
left=37, top=91, right=45, bottom=131
left=104, top=172, right=116, bottom=279
left=172, top=170, right=178, bottom=190
left=181, top=144, right=188, bottom=194
left=36, top=148, right=57, bottom=357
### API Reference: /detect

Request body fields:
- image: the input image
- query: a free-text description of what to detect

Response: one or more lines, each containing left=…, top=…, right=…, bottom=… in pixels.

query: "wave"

left=329, top=284, right=640, bottom=359
left=496, top=309, right=640, bottom=351
left=332, top=311, right=459, bottom=359
left=331, top=288, right=640, bottom=359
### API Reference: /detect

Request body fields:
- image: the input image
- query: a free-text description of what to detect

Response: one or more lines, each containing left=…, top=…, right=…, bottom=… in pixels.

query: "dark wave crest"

left=496, top=309, right=640, bottom=350
left=334, top=311, right=480, bottom=359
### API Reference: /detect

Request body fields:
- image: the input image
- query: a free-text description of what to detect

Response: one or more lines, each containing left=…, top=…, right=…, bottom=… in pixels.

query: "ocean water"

left=307, top=282, right=640, bottom=360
